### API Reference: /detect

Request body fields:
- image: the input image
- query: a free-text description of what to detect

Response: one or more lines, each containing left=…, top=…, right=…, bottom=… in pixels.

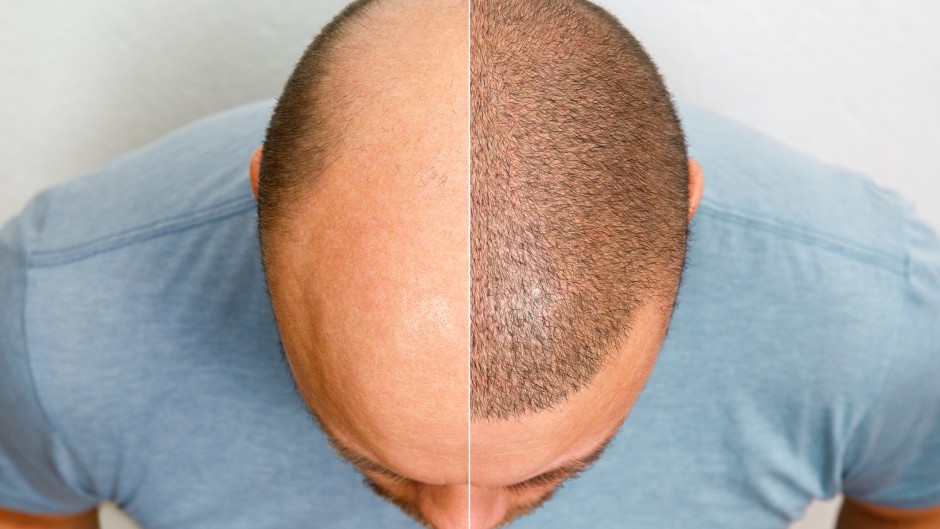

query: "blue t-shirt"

left=1, top=99, right=938, bottom=528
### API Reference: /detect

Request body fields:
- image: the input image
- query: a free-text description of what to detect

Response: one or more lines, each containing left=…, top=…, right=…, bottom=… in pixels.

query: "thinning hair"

left=470, top=0, right=690, bottom=420
left=256, top=0, right=387, bottom=253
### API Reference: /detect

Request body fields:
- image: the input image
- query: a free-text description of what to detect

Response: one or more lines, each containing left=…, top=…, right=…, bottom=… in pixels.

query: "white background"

left=2, top=0, right=939, bottom=527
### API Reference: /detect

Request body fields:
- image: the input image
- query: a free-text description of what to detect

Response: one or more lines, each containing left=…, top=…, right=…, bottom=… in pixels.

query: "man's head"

left=249, top=0, right=702, bottom=527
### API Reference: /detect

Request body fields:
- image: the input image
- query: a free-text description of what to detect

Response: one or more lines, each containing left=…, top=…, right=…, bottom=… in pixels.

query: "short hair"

left=470, top=0, right=690, bottom=419
left=256, top=0, right=386, bottom=254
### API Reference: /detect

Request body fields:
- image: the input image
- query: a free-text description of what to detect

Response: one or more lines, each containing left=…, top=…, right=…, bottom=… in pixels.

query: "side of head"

left=469, top=0, right=697, bottom=526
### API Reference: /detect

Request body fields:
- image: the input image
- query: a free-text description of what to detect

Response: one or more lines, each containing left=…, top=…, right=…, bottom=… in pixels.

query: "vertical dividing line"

left=466, top=0, right=473, bottom=527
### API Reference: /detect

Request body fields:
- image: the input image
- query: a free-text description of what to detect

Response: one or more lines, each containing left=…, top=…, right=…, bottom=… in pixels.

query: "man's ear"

left=249, top=146, right=263, bottom=202
left=687, top=157, right=704, bottom=223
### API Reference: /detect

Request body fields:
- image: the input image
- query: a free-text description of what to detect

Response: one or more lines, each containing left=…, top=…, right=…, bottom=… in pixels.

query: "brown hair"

left=470, top=0, right=689, bottom=419
left=256, top=0, right=386, bottom=254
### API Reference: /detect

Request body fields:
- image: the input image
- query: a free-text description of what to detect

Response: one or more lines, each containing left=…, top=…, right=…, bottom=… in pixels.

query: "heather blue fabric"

left=1, top=99, right=938, bottom=528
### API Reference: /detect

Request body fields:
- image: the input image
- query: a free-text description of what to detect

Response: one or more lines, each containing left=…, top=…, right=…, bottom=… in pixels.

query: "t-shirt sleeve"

left=0, top=196, right=99, bottom=514
left=841, top=200, right=940, bottom=508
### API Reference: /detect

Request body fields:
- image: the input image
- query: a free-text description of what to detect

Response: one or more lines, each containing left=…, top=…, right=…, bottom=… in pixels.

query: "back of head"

left=470, top=0, right=690, bottom=420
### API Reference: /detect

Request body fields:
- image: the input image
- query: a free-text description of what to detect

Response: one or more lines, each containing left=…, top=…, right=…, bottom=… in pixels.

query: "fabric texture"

left=0, top=99, right=937, bottom=528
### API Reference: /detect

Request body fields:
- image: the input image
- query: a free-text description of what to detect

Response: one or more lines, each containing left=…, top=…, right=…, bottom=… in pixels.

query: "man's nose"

left=416, top=485, right=508, bottom=529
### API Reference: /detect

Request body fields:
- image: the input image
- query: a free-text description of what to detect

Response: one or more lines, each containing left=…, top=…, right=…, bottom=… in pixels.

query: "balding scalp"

left=257, top=0, right=387, bottom=249
left=258, top=0, right=689, bottom=421
left=470, top=0, right=689, bottom=420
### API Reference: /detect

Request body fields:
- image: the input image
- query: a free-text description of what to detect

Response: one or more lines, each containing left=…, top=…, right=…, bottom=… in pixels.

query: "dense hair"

left=256, top=0, right=386, bottom=253
left=470, top=0, right=690, bottom=420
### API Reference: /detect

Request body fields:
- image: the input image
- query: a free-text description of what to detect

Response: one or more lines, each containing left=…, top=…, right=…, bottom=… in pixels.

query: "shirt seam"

left=27, top=196, right=256, bottom=269
left=20, top=258, right=100, bottom=505
left=698, top=201, right=906, bottom=276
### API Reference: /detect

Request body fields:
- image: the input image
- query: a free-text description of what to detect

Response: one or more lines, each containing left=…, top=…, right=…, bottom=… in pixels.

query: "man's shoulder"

left=679, top=103, right=909, bottom=275
left=10, top=98, right=281, bottom=387
left=0, top=96, right=279, bottom=487
left=19, top=98, right=275, bottom=266
left=0, top=99, right=317, bottom=514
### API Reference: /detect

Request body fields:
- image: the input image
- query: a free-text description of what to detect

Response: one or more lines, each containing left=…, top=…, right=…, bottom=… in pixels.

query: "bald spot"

left=264, top=0, right=470, bottom=482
